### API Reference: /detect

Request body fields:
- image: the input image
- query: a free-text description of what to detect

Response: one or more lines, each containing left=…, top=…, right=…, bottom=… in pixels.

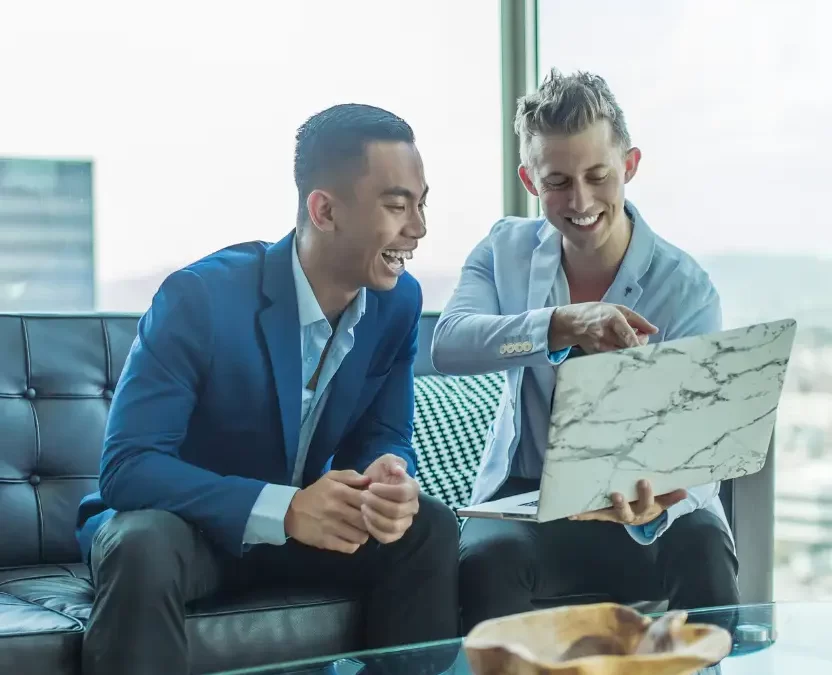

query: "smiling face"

left=308, top=140, right=428, bottom=292
left=519, top=119, right=641, bottom=256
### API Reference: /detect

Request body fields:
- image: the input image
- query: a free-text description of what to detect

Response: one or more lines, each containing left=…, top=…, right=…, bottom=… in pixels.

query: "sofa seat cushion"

left=0, top=566, right=90, bottom=675
left=0, top=564, right=363, bottom=675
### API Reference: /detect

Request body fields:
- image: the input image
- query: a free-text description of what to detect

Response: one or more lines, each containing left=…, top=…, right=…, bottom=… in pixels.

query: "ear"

left=306, top=189, right=337, bottom=233
left=518, top=164, right=539, bottom=197
left=623, top=147, right=642, bottom=184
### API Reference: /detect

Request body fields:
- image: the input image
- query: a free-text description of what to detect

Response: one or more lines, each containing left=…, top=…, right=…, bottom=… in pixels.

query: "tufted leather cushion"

left=0, top=315, right=139, bottom=568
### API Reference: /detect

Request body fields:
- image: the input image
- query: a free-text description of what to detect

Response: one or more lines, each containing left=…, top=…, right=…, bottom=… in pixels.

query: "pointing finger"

left=616, top=306, right=658, bottom=335
left=611, top=318, right=640, bottom=348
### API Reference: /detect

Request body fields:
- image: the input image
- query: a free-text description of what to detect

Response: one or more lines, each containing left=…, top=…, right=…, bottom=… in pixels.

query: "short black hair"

left=293, top=103, right=415, bottom=226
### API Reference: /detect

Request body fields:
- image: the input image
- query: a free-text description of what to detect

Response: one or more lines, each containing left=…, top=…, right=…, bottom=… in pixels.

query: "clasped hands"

left=568, top=479, right=687, bottom=526
left=284, top=453, right=419, bottom=553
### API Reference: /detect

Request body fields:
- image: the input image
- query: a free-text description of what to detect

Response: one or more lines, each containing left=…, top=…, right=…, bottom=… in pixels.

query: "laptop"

left=458, top=318, right=797, bottom=522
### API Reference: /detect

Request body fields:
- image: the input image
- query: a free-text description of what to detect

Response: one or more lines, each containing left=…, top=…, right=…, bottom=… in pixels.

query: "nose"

left=568, top=180, right=591, bottom=214
left=405, top=207, right=427, bottom=240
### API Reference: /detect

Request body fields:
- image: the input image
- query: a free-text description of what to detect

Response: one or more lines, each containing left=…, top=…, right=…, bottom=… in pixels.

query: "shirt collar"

left=291, top=232, right=367, bottom=329
left=617, top=200, right=655, bottom=280
left=536, top=199, right=655, bottom=279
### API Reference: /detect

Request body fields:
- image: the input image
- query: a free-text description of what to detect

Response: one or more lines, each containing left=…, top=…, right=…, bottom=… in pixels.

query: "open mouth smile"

left=567, top=212, right=603, bottom=228
left=381, top=248, right=414, bottom=275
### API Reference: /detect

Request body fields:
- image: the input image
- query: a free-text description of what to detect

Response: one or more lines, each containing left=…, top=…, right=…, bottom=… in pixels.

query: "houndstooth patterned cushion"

left=413, top=373, right=505, bottom=510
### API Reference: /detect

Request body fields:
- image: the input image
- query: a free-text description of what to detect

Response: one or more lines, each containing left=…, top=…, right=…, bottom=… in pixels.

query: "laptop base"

left=457, top=489, right=542, bottom=521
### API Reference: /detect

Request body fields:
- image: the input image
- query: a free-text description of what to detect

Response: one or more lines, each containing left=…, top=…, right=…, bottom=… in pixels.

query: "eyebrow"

left=380, top=185, right=430, bottom=200
left=546, top=163, right=609, bottom=177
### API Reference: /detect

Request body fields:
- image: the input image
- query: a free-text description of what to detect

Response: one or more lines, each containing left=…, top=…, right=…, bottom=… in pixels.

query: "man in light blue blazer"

left=432, top=68, right=739, bottom=632
left=77, top=104, right=459, bottom=675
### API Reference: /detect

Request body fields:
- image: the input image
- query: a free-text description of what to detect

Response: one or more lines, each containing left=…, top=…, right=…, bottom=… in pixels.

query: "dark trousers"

left=459, top=478, right=739, bottom=634
left=82, top=493, right=459, bottom=675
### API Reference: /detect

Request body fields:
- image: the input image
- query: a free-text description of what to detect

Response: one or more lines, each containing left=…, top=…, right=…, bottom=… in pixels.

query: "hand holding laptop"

left=568, top=479, right=688, bottom=526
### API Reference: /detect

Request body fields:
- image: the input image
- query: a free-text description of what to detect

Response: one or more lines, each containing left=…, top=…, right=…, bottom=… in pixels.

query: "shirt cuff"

left=547, top=346, right=571, bottom=364
left=626, top=511, right=668, bottom=545
left=242, top=483, right=300, bottom=546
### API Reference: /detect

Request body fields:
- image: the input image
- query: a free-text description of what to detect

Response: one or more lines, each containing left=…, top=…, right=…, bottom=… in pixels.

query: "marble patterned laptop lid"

left=537, top=318, right=797, bottom=521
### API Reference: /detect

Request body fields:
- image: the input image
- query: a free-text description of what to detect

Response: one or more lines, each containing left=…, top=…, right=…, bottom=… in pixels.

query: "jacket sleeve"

left=431, top=229, right=568, bottom=376
left=99, top=269, right=267, bottom=556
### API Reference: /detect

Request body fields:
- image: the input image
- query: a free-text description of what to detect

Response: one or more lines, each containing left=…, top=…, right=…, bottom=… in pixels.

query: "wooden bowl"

left=463, top=603, right=732, bottom=675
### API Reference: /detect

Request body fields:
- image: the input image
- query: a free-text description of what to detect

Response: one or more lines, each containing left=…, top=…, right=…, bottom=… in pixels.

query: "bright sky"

left=0, top=0, right=502, bottom=284
left=2, top=0, right=830, bottom=291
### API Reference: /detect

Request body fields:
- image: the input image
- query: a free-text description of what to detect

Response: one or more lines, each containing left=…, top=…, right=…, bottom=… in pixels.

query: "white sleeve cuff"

left=242, top=483, right=300, bottom=546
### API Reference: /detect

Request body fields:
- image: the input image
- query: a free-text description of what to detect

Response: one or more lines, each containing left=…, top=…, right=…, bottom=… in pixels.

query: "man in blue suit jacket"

left=77, top=104, right=459, bottom=675
left=432, top=69, right=739, bottom=632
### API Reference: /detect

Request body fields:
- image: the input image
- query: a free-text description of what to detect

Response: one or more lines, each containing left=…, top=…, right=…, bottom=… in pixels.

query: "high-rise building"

left=0, top=158, right=94, bottom=311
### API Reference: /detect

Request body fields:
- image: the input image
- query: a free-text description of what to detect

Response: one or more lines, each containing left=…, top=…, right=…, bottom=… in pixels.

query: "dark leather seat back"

left=0, top=314, right=139, bottom=567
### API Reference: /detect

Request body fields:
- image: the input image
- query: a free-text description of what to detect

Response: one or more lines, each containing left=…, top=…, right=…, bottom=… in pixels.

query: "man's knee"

left=662, top=511, right=739, bottom=606
left=91, top=510, right=193, bottom=587
left=667, top=511, right=737, bottom=566
left=459, top=524, right=534, bottom=592
left=407, top=494, right=459, bottom=561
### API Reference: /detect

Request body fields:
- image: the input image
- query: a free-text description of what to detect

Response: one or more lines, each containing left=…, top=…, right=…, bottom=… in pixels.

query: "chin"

left=367, top=275, right=399, bottom=292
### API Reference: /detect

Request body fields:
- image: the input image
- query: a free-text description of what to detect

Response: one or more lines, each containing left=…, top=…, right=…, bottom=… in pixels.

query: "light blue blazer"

left=431, top=201, right=732, bottom=546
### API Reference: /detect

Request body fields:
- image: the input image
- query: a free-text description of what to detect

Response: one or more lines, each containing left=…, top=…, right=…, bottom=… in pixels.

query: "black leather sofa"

left=0, top=312, right=774, bottom=674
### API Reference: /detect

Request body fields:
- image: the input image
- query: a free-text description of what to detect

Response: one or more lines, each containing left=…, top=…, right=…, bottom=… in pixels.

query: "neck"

left=562, top=213, right=633, bottom=289
left=296, top=231, right=359, bottom=324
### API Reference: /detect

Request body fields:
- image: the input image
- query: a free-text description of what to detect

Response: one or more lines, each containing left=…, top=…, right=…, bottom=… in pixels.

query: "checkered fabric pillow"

left=413, top=373, right=505, bottom=510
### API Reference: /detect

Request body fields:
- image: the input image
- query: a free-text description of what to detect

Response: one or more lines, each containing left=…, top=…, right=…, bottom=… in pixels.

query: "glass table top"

left=219, top=602, right=832, bottom=675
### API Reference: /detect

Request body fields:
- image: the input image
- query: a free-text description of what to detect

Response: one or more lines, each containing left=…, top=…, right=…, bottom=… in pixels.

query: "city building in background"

left=0, top=158, right=94, bottom=311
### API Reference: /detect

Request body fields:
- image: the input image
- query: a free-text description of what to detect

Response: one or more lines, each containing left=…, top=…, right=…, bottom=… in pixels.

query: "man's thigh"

left=90, top=509, right=236, bottom=604
left=460, top=512, right=660, bottom=601
left=656, top=509, right=739, bottom=578
left=242, top=492, right=457, bottom=589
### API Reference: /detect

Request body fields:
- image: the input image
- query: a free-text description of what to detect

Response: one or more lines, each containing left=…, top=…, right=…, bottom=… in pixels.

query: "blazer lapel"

left=258, top=234, right=301, bottom=476
left=526, top=221, right=562, bottom=311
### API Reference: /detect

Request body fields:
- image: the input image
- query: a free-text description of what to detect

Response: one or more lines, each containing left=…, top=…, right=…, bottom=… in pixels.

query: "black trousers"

left=82, top=493, right=459, bottom=675
left=459, top=478, right=739, bottom=634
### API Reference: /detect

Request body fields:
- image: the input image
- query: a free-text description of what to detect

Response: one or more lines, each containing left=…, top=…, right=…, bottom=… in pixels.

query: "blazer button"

left=522, top=341, right=533, bottom=352
left=499, top=344, right=507, bottom=355
left=506, top=344, right=516, bottom=354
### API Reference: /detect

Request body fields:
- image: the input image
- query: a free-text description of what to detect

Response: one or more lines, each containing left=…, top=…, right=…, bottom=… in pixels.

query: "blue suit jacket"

left=76, top=232, right=422, bottom=560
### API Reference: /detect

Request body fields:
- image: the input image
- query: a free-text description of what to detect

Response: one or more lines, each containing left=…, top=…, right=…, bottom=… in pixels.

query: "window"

left=538, top=0, right=832, bottom=599
left=0, top=158, right=94, bottom=311
left=0, top=1, right=502, bottom=312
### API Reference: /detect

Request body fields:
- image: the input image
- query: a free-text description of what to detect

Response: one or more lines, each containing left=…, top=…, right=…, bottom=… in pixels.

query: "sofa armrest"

left=733, top=433, right=776, bottom=604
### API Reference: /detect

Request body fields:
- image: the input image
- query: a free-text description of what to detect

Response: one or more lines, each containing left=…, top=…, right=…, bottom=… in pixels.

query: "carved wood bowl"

left=463, top=603, right=732, bottom=675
